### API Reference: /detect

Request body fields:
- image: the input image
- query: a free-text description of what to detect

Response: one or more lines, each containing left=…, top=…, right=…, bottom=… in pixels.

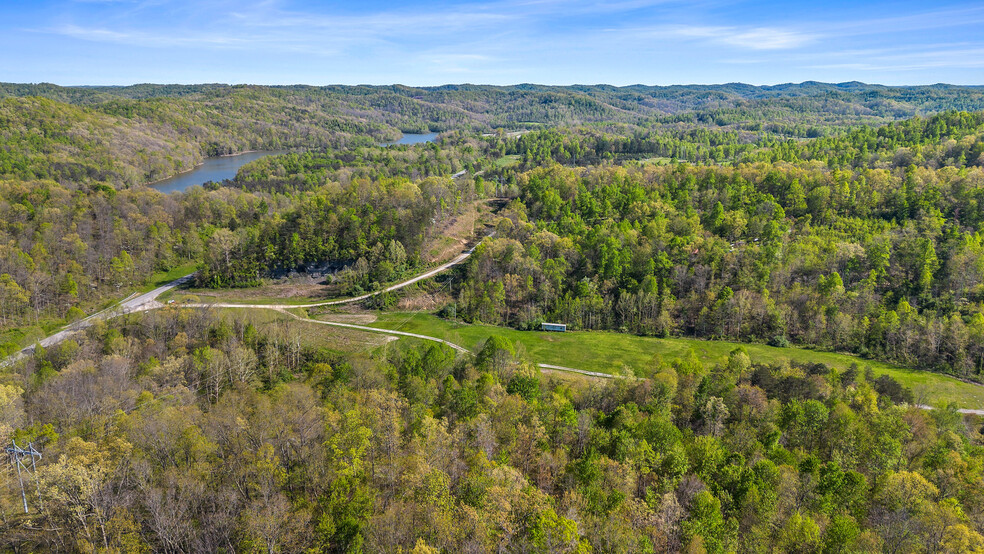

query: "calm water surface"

left=150, top=134, right=437, bottom=194
left=149, top=151, right=283, bottom=194
left=380, top=132, right=438, bottom=146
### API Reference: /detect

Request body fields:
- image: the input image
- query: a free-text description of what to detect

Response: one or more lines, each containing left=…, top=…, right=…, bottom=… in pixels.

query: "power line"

left=6, top=440, right=42, bottom=514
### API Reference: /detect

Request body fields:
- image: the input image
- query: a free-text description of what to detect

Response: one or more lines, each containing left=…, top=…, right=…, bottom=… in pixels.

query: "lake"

left=380, top=132, right=438, bottom=146
left=149, top=133, right=438, bottom=194
left=148, top=151, right=283, bottom=194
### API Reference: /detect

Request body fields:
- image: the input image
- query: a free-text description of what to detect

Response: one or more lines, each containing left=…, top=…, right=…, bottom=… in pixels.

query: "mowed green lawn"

left=369, top=312, right=984, bottom=409
left=143, top=262, right=198, bottom=292
left=494, top=154, right=521, bottom=168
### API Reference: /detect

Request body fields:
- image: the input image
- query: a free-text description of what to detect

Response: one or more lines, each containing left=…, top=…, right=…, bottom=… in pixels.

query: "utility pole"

left=6, top=440, right=43, bottom=514
left=450, top=275, right=456, bottom=324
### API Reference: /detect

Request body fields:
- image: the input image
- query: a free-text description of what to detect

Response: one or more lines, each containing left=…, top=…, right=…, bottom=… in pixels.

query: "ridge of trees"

left=2, top=306, right=983, bottom=552
left=3, top=82, right=984, bottom=189
left=452, top=111, right=984, bottom=379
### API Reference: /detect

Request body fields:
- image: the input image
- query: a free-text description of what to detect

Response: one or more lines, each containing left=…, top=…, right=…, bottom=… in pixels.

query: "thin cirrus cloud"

left=51, top=24, right=255, bottom=48
left=46, top=3, right=518, bottom=52
left=664, top=25, right=817, bottom=50
left=817, top=4, right=984, bottom=37
left=5, top=0, right=984, bottom=84
left=416, top=54, right=499, bottom=74
left=808, top=47, right=984, bottom=72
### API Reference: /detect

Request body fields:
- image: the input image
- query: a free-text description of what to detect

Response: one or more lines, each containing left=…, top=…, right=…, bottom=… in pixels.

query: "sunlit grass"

left=143, top=262, right=198, bottom=291
left=368, top=312, right=984, bottom=408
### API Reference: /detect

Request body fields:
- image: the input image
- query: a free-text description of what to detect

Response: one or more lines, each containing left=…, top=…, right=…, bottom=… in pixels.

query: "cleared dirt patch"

left=421, top=200, right=495, bottom=264
left=186, top=281, right=331, bottom=302
left=397, top=290, right=453, bottom=311
left=312, top=313, right=379, bottom=325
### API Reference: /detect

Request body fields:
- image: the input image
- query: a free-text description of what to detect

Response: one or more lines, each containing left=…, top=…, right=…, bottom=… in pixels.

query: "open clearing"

left=218, top=308, right=394, bottom=351
left=494, top=154, right=521, bottom=168
left=361, top=312, right=984, bottom=408
left=421, top=199, right=492, bottom=263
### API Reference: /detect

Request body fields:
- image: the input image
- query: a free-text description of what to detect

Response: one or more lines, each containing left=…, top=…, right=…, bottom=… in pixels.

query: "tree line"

left=3, top=303, right=984, bottom=552
left=453, top=112, right=984, bottom=379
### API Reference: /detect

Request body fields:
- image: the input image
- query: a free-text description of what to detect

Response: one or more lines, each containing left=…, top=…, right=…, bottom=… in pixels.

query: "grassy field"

left=495, top=155, right=521, bottom=168
left=142, top=263, right=198, bottom=292
left=0, top=325, right=48, bottom=355
left=366, top=312, right=984, bottom=408
left=216, top=308, right=395, bottom=352
left=637, top=157, right=675, bottom=165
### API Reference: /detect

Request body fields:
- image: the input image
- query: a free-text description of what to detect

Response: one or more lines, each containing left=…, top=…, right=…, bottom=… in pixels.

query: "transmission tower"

left=5, top=440, right=42, bottom=514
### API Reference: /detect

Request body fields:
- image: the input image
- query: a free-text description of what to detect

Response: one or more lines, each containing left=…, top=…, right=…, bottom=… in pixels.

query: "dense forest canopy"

left=452, top=111, right=984, bottom=377
left=2, top=81, right=984, bottom=552
left=2, top=82, right=984, bottom=188
left=5, top=305, right=984, bottom=552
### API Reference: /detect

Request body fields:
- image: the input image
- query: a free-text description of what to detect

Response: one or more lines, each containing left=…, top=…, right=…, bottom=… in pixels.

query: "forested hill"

left=5, top=81, right=984, bottom=118
left=3, top=81, right=984, bottom=188
left=0, top=94, right=395, bottom=187
left=5, top=82, right=984, bottom=550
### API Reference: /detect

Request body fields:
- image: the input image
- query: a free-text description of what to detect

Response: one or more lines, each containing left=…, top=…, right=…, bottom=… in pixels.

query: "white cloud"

left=637, top=24, right=817, bottom=50
left=720, top=28, right=815, bottom=50
left=52, top=24, right=254, bottom=48
left=819, top=5, right=984, bottom=37
left=45, top=0, right=520, bottom=55
left=808, top=47, right=984, bottom=72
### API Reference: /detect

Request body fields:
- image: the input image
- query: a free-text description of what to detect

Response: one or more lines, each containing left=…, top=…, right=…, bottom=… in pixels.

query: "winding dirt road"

left=276, top=309, right=620, bottom=379
left=1, top=237, right=488, bottom=367
left=6, top=232, right=984, bottom=412
left=185, top=237, right=486, bottom=310
left=0, top=231, right=617, bottom=384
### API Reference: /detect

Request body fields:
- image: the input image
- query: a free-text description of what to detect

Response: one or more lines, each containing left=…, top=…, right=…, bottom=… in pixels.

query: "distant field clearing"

left=366, top=312, right=984, bottom=408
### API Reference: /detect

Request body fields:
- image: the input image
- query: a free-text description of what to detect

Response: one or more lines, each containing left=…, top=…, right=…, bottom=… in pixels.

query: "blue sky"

left=1, top=0, right=983, bottom=86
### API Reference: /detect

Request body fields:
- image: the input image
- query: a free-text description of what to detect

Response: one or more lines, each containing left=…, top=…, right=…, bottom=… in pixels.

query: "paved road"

left=0, top=235, right=490, bottom=366
left=7, top=231, right=984, bottom=414
left=0, top=274, right=195, bottom=368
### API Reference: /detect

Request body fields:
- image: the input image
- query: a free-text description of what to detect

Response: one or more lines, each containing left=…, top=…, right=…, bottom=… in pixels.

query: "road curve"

left=7, top=231, right=984, bottom=413
left=189, top=241, right=482, bottom=310
left=1, top=236, right=490, bottom=366
left=277, top=309, right=470, bottom=353
left=0, top=274, right=196, bottom=368
left=272, top=310, right=621, bottom=379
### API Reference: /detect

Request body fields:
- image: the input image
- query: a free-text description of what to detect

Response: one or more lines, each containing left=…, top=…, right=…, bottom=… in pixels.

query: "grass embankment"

left=216, top=308, right=396, bottom=352
left=638, top=157, right=675, bottom=166
left=364, top=312, right=984, bottom=408
left=161, top=291, right=331, bottom=305
left=142, top=262, right=198, bottom=292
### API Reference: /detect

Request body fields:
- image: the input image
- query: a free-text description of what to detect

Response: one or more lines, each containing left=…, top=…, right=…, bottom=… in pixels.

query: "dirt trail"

left=7, top=231, right=984, bottom=413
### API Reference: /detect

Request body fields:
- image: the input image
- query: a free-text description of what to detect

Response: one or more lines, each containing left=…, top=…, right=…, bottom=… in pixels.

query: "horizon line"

left=7, top=80, right=984, bottom=89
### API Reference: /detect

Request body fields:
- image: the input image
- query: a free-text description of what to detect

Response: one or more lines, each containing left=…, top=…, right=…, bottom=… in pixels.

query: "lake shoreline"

left=380, top=132, right=439, bottom=147
left=143, top=160, right=206, bottom=187
left=146, top=133, right=437, bottom=193
left=146, top=150, right=286, bottom=193
left=144, top=150, right=284, bottom=187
